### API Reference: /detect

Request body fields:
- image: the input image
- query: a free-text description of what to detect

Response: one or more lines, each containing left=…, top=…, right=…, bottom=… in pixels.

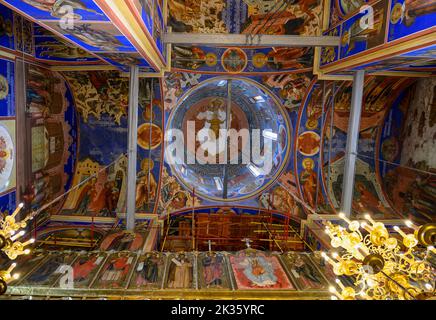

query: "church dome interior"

left=0, top=0, right=434, bottom=304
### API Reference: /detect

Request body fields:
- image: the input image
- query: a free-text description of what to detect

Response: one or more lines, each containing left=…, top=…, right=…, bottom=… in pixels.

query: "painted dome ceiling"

left=166, top=78, right=291, bottom=202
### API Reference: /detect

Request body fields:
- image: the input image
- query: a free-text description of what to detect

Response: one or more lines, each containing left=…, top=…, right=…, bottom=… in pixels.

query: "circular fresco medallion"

left=252, top=52, right=267, bottom=68
left=205, top=52, right=217, bottom=66
left=221, top=48, right=248, bottom=73
left=137, top=123, right=162, bottom=150
left=0, top=125, right=14, bottom=191
left=297, top=131, right=321, bottom=156
left=0, top=75, right=9, bottom=100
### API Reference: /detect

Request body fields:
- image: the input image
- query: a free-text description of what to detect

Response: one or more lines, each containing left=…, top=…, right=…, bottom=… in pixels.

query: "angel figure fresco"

left=166, top=253, right=193, bottom=289
left=22, top=0, right=104, bottom=20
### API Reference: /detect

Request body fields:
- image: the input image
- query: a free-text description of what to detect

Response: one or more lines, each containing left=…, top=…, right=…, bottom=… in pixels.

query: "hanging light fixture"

left=322, top=213, right=435, bottom=300
left=0, top=203, right=35, bottom=295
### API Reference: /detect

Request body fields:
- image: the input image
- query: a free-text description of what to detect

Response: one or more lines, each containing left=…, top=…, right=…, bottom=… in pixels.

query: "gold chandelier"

left=322, top=213, right=435, bottom=300
left=0, top=203, right=35, bottom=295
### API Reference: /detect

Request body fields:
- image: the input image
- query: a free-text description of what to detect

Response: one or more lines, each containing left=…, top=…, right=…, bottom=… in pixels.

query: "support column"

left=340, top=71, right=365, bottom=217
left=126, top=66, right=139, bottom=230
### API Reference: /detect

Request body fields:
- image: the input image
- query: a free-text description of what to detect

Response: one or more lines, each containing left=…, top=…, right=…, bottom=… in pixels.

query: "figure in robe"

left=135, top=255, right=160, bottom=286
left=300, top=159, right=322, bottom=209
left=75, top=178, right=97, bottom=215
left=167, top=255, right=192, bottom=289
left=267, top=48, right=311, bottom=70
left=202, top=254, right=223, bottom=288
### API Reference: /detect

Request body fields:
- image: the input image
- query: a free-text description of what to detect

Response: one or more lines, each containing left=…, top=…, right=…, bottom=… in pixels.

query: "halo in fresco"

left=0, top=75, right=8, bottom=100
left=0, top=124, right=14, bottom=190
left=338, top=0, right=366, bottom=16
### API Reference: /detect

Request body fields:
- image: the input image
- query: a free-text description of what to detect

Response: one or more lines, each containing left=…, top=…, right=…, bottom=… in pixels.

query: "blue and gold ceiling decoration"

left=0, top=0, right=167, bottom=72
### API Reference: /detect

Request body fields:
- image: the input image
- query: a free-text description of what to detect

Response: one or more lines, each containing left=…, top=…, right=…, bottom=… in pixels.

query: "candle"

left=11, top=203, right=24, bottom=218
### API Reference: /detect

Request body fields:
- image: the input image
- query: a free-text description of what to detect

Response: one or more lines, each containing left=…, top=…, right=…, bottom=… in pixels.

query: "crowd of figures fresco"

left=6, top=249, right=341, bottom=293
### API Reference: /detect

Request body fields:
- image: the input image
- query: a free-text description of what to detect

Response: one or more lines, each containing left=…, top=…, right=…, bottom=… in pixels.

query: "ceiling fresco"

left=1, top=0, right=166, bottom=72
left=165, top=77, right=291, bottom=202
left=171, top=46, right=314, bottom=74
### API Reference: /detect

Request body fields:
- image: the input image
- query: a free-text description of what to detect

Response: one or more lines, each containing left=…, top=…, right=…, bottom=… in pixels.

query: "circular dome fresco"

left=166, top=77, right=291, bottom=202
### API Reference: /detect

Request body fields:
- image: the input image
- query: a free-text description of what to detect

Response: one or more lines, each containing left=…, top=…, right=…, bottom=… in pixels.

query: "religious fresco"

left=65, top=251, right=107, bottom=288
left=2, top=0, right=162, bottom=71
left=128, top=252, right=166, bottom=290
left=320, top=25, right=340, bottom=67
left=229, top=249, right=295, bottom=290
left=92, top=251, right=136, bottom=289
left=171, top=46, right=314, bottom=74
left=34, top=25, right=101, bottom=64
left=162, top=75, right=291, bottom=208
left=136, top=79, right=163, bottom=214
left=3, top=250, right=48, bottom=286
left=281, top=252, right=328, bottom=290
left=34, top=225, right=106, bottom=250
left=197, top=252, right=231, bottom=290
left=13, top=13, right=34, bottom=55
left=168, top=0, right=322, bottom=35
left=388, top=0, right=436, bottom=42
left=0, top=4, right=14, bottom=50
left=0, top=119, right=15, bottom=196
left=19, top=252, right=77, bottom=287
left=24, top=65, right=78, bottom=218
left=0, top=120, right=16, bottom=238
left=339, top=1, right=388, bottom=59
left=378, top=78, right=436, bottom=224
left=59, top=156, right=127, bottom=218
left=164, top=252, right=195, bottom=289
left=2, top=0, right=108, bottom=22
